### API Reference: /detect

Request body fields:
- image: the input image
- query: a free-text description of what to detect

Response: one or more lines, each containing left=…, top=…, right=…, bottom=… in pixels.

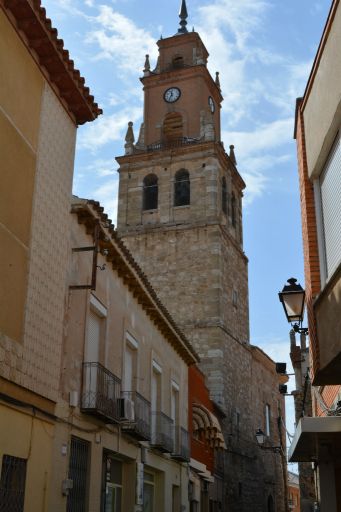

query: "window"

left=163, top=112, right=183, bottom=142
left=83, top=297, right=106, bottom=408
left=316, top=132, right=341, bottom=282
left=67, top=437, right=90, bottom=512
left=85, top=295, right=107, bottom=363
left=171, top=381, right=179, bottom=448
left=231, top=192, right=236, bottom=227
left=143, top=472, right=155, bottom=512
left=0, top=455, right=27, bottom=512
left=123, top=333, right=138, bottom=392
left=222, top=177, right=227, bottom=215
left=265, top=404, right=271, bottom=437
left=143, top=174, right=158, bottom=211
left=102, top=454, right=122, bottom=512
left=174, top=169, right=190, bottom=206
left=267, top=495, right=274, bottom=512
left=172, top=55, right=184, bottom=68
left=151, top=361, right=162, bottom=441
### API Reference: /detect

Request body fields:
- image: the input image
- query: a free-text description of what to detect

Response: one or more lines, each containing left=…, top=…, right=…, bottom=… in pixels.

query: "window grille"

left=143, top=174, right=158, bottom=211
left=67, top=437, right=90, bottom=512
left=174, top=169, right=190, bottom=206
left=0, top=455, right=27, bottom=512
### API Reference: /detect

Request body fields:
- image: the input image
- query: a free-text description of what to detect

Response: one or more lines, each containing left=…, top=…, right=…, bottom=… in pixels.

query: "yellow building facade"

left=0, top=2, right=100, bottom=509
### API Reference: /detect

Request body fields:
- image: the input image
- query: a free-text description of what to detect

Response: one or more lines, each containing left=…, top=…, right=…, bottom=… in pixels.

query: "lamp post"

left=255, top=429, right=282, bottom=454
left=278, top=278, right=308, bottom=335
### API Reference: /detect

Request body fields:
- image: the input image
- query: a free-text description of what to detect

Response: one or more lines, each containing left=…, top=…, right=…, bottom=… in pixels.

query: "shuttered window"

left=320, top=133, right=341, bottom=279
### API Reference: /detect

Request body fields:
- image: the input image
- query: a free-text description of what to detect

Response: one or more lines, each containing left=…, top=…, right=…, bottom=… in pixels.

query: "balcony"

left=146, top=137, right=199, bottom=152
left=121, top=391, right=151, bottom=441
left=81, top=362, right=121, bottom=423
left=151, top=412, right=174, bottom=453
left=314, top=267, right=341, bottom=384
left=172, top=426, right=190, bottom=462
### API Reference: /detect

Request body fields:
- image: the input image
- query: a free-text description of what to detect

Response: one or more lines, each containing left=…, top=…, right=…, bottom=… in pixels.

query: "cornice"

left=116, top=140, right=246, bottom=190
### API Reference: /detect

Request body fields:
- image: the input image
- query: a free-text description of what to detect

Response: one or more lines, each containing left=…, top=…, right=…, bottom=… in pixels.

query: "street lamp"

left=255, top=429, right=282, bottom=454
left=278, top=278, right=308, bottom=335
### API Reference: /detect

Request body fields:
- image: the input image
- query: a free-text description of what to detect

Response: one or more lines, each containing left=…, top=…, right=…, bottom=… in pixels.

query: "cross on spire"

left=178, top=0, right=188, bottom=34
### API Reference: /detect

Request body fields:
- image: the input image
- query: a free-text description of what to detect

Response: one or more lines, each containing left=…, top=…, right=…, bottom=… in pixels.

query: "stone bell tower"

left=115, top=5, right=286, bottom=512
left=116, top=1, right=250, bottom=405
left=114, top=9, right=290, bottom=510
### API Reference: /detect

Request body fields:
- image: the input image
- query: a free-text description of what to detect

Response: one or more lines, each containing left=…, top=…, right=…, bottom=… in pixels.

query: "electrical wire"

left=281, top=417, right=294, bottom=440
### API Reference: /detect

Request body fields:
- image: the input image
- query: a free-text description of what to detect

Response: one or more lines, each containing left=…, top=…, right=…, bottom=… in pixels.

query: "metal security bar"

left=121, top=391, right=151, bottom=441
left=172, top=426, right=190, bottom=462
left=151, top=412, right=174, bottom=453
left=67, top=437, right=90, bottom=512
left=0, top=455, right=27, bottom=512
left=81, top=362, right=121, bottom=423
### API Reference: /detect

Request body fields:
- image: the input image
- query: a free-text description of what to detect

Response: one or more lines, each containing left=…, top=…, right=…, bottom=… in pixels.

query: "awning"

left=192, top=403, right=227, bottom=449
left=288, top=416, right=341, bottom=462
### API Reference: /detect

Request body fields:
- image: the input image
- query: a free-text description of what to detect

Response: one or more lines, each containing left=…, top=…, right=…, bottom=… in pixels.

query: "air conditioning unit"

left=118, top=398, right=135, bottom=421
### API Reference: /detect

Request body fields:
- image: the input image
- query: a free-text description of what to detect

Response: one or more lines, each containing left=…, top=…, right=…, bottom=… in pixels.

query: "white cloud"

left=242, top=171, right=268, bottom=205
left=93, top=179, right=119, bottom=224
left=84, top=158, right=117, bottom=177
left=86, top=6, right=158, bottom=73
left=198, top=0, right=269, bottom=51
left=78, top=106, right=142, bottom=151
left=223, top=118, right=293, bottom=159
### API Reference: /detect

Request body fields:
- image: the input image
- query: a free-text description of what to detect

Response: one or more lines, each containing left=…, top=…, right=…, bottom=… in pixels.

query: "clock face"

left=164, top=87, right=181, bottom=103
left=208, top=96, right=215, bottom=113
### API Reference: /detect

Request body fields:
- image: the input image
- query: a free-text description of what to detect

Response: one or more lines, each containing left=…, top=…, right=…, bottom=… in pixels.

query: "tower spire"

left=178, top=0, right=188, bottom=34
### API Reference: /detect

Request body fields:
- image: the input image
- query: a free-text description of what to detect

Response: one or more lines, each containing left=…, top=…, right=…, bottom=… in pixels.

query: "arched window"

left=143, top=174, right=158, bottom=211
left=172, top=55, right=184, bottom=68
left=267, top=495, right=274, bottom=512
left=163, top=112, right=183, bottom=143
left=174, top=169, right=190, bottom=207
left=222, top=177, right=227, bottom=215
left=231, top=192, right=236, bottom=227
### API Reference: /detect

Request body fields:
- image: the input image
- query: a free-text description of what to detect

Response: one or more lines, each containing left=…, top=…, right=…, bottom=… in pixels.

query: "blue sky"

left=43, top=0, right=331, bottom=456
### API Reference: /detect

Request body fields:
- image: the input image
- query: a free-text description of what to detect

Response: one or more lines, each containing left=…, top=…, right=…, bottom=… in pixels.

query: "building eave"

left=1, top=0, right=102, bottom=125
left=71, top=197, right=199, bottom=366
left=300, top=0, right=339, bottom=114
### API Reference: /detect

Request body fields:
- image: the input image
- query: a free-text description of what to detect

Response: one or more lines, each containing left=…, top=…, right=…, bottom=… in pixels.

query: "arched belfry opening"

left=142, top=174, right=158, bottom=210
left=172, top=54, right=184, bottom=69
left=163, top=112, right=183, bottom=143
left=174, top=169, right=190, bottom=206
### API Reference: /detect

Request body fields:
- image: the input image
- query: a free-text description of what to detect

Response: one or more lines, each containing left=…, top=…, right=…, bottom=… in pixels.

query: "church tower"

left=115, top=5, right=288, bottom=512
left=117, top=3, right=250, bottom=409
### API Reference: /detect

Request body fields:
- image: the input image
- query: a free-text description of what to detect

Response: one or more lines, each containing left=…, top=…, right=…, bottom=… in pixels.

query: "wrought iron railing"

left=172, top=426, right=190, bottom=462
left=121, top=391, right=151, bottom=441
left=151, top=412, right=174, bottom=453
left=147, top=137, right=199, bottom=152
left=81, top=362, right=121, bottom=423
